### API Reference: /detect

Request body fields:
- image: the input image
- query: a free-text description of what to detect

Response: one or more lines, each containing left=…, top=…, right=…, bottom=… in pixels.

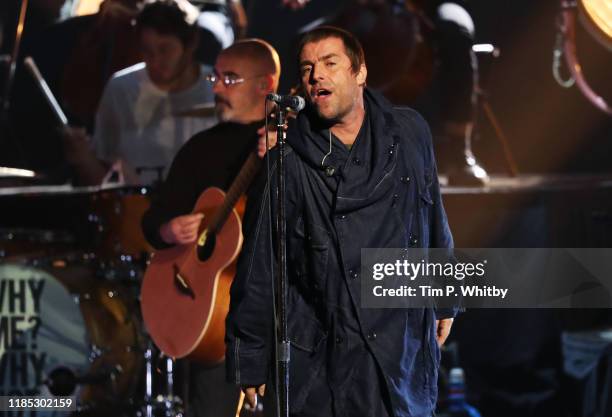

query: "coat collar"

left=286, top=88, right=409, bottom=212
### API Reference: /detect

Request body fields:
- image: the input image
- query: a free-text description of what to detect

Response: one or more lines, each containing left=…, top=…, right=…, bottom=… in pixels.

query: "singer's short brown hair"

left=297, top=26, right=365, bottom=74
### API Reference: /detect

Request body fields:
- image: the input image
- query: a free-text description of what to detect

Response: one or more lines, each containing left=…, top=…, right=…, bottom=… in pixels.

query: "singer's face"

left=299, top=37, right=366, bottom=123
left=212, top=53, right=265, bottom=123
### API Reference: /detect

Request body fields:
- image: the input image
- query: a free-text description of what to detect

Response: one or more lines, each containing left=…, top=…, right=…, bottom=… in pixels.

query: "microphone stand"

left=274, top=105, right=290, bottom=417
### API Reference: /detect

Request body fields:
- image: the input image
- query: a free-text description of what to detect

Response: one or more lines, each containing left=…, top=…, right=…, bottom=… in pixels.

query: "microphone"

left=266, top=93, right=305, bottom=112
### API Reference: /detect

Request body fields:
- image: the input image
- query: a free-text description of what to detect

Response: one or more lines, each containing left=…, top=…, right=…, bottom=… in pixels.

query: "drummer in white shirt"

left=63, top=0, right=216, bottom=186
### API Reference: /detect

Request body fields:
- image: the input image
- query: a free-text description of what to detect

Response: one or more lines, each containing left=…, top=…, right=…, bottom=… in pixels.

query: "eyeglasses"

left=205, top=72, right=266, bottom=87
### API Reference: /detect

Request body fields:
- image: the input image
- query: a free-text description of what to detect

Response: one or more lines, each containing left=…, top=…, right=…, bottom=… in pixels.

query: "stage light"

left=472, top=44, right=501, bottom=57
left=73, top=0, right=103, bottom=16
left=0, top=167, right=36, bottom=178
left=554, top=0, right=612, bottom=116
left=578, top=0, right=612, bottom=51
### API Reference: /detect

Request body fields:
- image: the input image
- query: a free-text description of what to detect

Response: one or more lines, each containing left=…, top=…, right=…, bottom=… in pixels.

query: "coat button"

left=367, top=332, right=377, bottom=341
left=352, top=157, right=361, bottom=165
left=400, top=176, right=410, bottom=184
left=335, top=336, right=343, bottom=344
left=351, top=270, right=359, bottom=280
left=325, top=166, right=335, bottom=177
left=337, top=214, right=346, bottom=220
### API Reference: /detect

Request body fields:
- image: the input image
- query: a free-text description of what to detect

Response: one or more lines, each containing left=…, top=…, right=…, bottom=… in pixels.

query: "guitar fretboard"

left=208, top=153, right=261, bottom=233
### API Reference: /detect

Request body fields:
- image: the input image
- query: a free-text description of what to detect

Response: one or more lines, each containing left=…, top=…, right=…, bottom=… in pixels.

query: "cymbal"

left=0, top=182, right=149, bottom=197
left=0, top=167, right=38, bottom=178
left=174, top=103, right=216, bottom=118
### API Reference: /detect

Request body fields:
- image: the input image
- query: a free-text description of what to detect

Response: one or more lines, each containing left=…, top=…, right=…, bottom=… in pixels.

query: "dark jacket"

left=141, top=121, right=261, bottom=249
left=225, top=88, right=455, bottom=417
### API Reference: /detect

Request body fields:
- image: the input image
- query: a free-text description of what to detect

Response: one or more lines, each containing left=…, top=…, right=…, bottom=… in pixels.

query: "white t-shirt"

left=92, top=62, right=216, bottom=185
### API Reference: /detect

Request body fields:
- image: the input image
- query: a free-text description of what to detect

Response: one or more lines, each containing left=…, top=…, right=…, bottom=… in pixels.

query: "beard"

left=214, top=96, right=232, bottom=121
left=147, top=51, right=193, bottom=88
left=310, top=100, right=350, bottom=126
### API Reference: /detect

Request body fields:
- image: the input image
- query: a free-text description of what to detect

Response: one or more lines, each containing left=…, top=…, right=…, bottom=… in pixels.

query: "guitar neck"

left=209, top=152, right=261, bottom=233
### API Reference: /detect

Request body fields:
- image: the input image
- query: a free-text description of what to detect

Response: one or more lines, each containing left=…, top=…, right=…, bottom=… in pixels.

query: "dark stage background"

left=1, top=1, right=612, bottom=417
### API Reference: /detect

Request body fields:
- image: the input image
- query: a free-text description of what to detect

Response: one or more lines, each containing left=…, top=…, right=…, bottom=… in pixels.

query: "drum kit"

left=0, top=180, right=186, bottom=417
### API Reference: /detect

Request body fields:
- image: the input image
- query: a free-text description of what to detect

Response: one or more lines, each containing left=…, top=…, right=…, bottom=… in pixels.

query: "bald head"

left=220, top=39, right=281, bottom=91
left=212, top=39, right=281, bottom=123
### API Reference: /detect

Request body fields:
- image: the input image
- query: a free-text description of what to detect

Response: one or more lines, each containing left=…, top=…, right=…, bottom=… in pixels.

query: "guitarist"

left=141, top=39, right=281, bottom=417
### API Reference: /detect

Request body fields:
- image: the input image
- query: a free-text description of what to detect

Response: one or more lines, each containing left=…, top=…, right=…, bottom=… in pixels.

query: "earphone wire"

left=321, top=129, right=332, bottom=167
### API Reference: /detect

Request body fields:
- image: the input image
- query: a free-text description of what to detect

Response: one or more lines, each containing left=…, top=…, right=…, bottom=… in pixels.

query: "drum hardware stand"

left=478, top=89, right=519, bottom=177
left=444, top=43, right=520, bottom=185
left=129, top=252, right=183, bottom=417
left=138, top=337, right=184, bottom=417
left=143, top=342, right=154, bottom=417
left=443, top=46, right=490, bottom=186
left=472, top=44, right=519, bottom=179
left=2, top=0, right=28, bottom=112
left=1, top=0, right=30, bottom=167
left=161, top=354, right=184, bottom=417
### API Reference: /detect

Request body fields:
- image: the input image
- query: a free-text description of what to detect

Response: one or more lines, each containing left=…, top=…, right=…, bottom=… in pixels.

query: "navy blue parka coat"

left=225, top=88, right=455, bottom=417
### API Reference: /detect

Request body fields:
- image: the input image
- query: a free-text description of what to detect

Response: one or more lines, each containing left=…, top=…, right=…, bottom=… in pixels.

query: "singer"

left=225, top=26, right=457, bottom=417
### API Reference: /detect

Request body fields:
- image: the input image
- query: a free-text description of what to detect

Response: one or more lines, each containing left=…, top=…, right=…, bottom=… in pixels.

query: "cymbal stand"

left=2, top=0, right=29, bottom=112
left=132, top=283, right=184, bottom=417
left=458, top=46, right=491, bottom=184
left=160, top=354, right=184, bottom=417
left=446, top=43, right=519, bottom=185
left=1, top=0, right=29, bottom=166
left=144, top=340, right=154, bottom=417
left=137, top=336, right=184, bottom=417
left=473, top=44, right=519, bottom=178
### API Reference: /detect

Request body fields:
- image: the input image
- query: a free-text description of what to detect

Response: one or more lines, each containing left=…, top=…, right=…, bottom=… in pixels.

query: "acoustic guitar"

left=140, top=152, right=261, bottom=364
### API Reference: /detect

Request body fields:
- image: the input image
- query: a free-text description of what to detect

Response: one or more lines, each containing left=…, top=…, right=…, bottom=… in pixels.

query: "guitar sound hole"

left=197, top=233, right=216, bottom=261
